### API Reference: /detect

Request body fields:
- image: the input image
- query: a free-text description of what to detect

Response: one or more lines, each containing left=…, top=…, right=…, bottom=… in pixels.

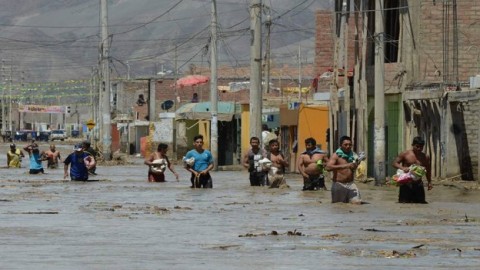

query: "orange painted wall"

left=297, top=104, right=329, bottom=153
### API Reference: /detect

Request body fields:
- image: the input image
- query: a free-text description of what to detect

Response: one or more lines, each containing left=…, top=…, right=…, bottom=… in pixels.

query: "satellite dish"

left=161, top=100, right=174, bottom=111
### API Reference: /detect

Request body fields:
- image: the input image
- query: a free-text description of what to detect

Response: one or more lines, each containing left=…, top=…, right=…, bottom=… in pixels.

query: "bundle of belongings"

left=258, top=158, right=272, bottom=171
left=182, top=156, right=195, bottom=168
left=392, top=164, right=427, bottom=185
left=258, top=158, right=288, bottom=188
left=150, top=158, right=167, bottom=173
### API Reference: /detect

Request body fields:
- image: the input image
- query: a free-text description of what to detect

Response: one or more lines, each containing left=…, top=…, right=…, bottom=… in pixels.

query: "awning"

left=175, top=101, right=236, bottom=122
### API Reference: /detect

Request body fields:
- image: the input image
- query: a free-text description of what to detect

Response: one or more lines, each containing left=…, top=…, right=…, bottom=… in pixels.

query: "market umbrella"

left=175, top=75, right=209, bottom=88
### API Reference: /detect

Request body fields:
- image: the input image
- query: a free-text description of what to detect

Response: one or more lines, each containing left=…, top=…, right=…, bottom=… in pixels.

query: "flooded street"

left=1, top=142, right=480, bottom=269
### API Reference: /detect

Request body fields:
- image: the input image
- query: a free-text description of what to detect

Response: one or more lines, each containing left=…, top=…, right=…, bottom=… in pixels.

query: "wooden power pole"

left=100, top=0, right=112, bottom=160
left=210, top=0, right=218, bottom=170
left=250, top=0, right=262, bottom=141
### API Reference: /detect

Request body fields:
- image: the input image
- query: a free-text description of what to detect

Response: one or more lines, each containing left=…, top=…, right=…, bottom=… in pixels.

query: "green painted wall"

left=386, top=96, right=402, bottom=177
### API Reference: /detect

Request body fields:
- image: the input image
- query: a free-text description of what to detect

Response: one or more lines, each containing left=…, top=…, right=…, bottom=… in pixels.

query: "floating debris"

left=174, top=206, right=193, bottom=210
left=361, top=228, right=389, bottom=232
left=322, top=233, right=341, bottom=240
left=380, top=249, right=416, bottom=258
left=239, top=230, right=303, bottom=237
left=19, top=211, right=59, bottom=214
left=287, top=229, right=303, bottom=236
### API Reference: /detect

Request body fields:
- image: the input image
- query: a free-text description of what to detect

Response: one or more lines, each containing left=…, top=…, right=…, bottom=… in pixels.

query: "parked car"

left=50, top=129, right=67, bottom=141
left=14, top=130, right=37, bottom=141
left=38, top=131, right=51, bottom=142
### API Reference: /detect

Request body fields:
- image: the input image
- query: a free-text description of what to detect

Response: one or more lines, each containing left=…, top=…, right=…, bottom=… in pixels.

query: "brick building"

left=315, top=1, right=480, bottom=180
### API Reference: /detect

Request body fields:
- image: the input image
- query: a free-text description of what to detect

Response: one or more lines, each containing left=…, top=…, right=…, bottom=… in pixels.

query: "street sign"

left=86, top=119, right=95, bottom=130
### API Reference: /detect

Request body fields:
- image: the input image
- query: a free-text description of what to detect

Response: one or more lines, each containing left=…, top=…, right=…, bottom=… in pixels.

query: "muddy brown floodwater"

left=0, top=142, right=479, bottom=269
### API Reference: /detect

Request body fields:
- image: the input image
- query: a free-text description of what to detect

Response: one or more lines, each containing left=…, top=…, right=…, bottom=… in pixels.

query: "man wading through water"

left=391, top=136, right=432, bottom=203
left=297, top=137, right=328, bottom=190
left=326, top=136, right=362, bottom=204
left=243, top=136, right=268, bottom=186
left=184, top=135, right=214, bottom=188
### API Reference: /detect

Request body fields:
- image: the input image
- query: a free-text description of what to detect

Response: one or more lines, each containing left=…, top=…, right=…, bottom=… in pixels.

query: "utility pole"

left=126, top=61, right=130, bottom=80
left=1, top=60, right=6, bottom=138
left=297, top=45, right=302, bottom=101
left=100, top=0, right=112, bottom=160
left=329, top=9, right=340, bottom=155
left=210, top=0, right=218, bottom=170
left=250, top=0, right=262, bottom=141
left=93, top=67, right=100, bottom=147
left=341, top=0, right=350, bottom=136
left=374, top=0, right=386, bottom=184
left=360, top=0, right=368, bottom=156
left=1, top=59, right=13, bottom=134
left=353, top=0, right=368, bottom=155
left=173, top=46, right=178, bottom=110
left=90, top=67, right=95, bottom=144
left=7, top=62, right=12, bottom=133
left=148, top=79, right=156, bottom=121
left=264, top=14, right=271, bottom=94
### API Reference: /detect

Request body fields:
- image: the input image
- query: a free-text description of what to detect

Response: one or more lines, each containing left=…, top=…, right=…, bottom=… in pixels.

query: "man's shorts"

left=302, top=174, right=325, bottom=190
left=331, top=181, right=361, bottom=203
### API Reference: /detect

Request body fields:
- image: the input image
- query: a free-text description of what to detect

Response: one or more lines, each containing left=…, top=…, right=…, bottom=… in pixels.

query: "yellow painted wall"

left=198, top=120, right=210, bottom=150
left=297, top=104, right=329, bottom=153
left=240, top=104, right=251, bottom=157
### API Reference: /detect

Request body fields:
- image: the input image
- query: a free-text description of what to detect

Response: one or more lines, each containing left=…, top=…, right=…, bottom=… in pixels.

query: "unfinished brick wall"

left=418, top=0, right=480, bottom=83
left=314, top=10, right=361, bottom=91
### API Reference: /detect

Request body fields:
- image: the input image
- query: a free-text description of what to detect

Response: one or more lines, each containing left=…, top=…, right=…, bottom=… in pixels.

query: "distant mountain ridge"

left=0, top=0, right=331, bottom=83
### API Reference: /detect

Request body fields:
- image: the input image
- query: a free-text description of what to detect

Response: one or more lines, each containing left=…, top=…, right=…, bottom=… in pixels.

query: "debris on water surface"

left=174, top=205, right=193, bottom=210
left=287, top=229, right=303, bottom=236
left=360, top=228, right=389, bottom=232
left=380, top=249, right=416, bottom=258
left=17, top=211, right=59, bottom=214
left=239, top=230, right=303, bottom=237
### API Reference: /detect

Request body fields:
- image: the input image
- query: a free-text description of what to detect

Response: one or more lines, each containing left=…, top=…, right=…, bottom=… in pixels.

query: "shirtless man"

left=392, top=136, right=432, bottom=203
left=325, top=136, right=361, bottom=204
left=267, top=139, right=289, bottom=188
left=297, top=137, right=328, bottom=191
left=44, top=144, right=62, bottom=169
left=145, top=143, right=179, bottom=182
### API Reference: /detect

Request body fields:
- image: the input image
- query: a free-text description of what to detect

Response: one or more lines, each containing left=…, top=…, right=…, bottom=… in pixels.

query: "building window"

left=367, top=0, right=400, bottom=64
left=384, top=0, right=400, bottom=63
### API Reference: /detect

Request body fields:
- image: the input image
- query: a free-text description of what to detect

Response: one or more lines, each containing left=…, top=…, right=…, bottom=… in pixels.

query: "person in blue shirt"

left=64, top=144, right=96, bottom=181
left=184, top=135, right=214, bottom=188
left=23, top=144, right=46, bottom=174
